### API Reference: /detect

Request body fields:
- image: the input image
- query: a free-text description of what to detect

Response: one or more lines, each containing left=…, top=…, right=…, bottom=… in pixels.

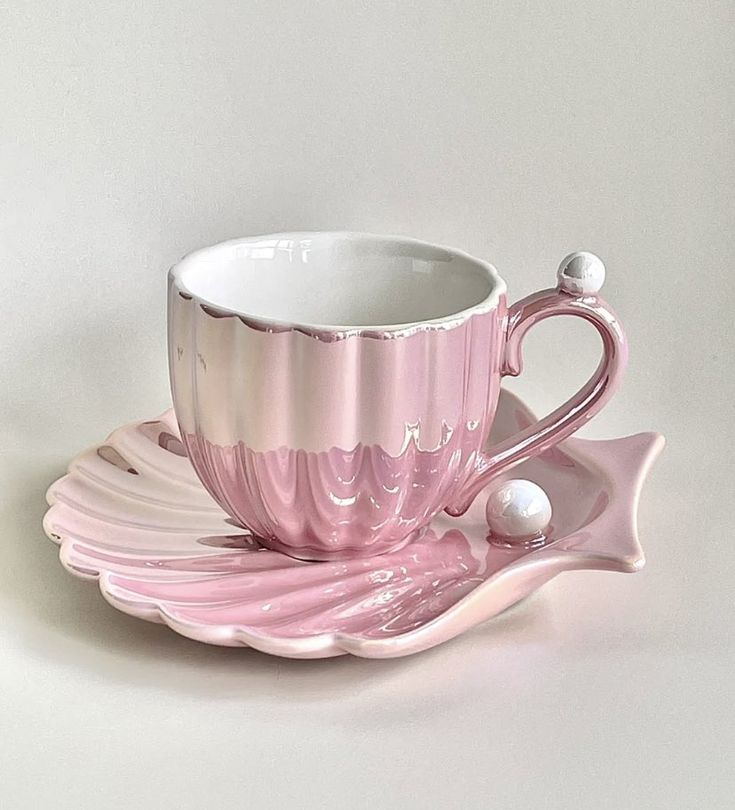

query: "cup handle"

left=444, top=252, right=628, bottom=517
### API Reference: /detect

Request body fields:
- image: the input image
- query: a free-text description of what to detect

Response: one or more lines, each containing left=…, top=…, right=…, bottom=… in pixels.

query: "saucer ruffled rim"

left=43, top=400, right=664, bottom=659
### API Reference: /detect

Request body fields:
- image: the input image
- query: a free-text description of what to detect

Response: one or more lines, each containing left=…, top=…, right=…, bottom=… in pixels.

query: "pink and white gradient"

left=171, top=292, right=503, bottom=559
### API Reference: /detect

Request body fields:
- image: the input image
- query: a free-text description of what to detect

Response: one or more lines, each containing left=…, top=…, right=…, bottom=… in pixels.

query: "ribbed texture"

left=169, top=286, right=504, bottom=558
left=181, top=432, right=481, bottom=559
left=169, top=287, right=503, bottom=454
left=42, top=394, right=659, bottom=657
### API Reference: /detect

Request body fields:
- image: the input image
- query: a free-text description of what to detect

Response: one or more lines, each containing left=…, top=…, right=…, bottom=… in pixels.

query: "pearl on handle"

left=557, top=251, right=606, bottom=296
left=485, top=479, right=552, bottom=548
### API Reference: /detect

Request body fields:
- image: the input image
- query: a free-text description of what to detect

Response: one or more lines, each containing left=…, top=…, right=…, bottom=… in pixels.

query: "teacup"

left=168, top=232, right=626, bottom=560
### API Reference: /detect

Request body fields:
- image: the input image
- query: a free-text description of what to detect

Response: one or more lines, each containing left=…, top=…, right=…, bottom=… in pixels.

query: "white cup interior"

left=171, top=232, right=499, bottom=328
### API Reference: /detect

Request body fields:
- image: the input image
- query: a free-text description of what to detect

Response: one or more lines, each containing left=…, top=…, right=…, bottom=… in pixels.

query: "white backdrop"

left=1, top=2, right=733, bottom=808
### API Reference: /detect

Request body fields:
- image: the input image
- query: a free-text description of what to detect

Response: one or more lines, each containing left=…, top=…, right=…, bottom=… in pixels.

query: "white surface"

left=557, top=251, right=606, bottom=295
left=485, top=478, right=553, bottom=540
left=172, top=232, right=498, bottom=327
left=1, top=2, right=733, bottom=808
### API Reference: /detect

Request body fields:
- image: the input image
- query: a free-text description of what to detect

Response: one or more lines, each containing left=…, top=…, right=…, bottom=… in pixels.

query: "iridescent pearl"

left=485, top=479, right=552, bottom=541
left=557, top=251, right=605, bottom=296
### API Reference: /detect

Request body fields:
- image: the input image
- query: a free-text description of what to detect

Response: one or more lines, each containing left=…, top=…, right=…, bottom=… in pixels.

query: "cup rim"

left=168, top=231, right=507, bottom=339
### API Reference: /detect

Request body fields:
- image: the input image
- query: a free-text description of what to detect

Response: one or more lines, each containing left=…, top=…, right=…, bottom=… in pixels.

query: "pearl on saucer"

left=485, top=478, right=552, bottom=547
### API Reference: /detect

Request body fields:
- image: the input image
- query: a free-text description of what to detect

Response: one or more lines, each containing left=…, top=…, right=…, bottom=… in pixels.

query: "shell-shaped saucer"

left=44, top=391, right=663, bottom=658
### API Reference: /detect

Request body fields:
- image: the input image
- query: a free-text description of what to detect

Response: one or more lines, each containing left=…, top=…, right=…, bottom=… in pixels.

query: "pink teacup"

left=168, top=232, right=626, bottom=561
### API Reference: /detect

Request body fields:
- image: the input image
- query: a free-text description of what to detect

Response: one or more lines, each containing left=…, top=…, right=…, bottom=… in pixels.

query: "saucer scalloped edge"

left=43, top=391, right=664, bottom=659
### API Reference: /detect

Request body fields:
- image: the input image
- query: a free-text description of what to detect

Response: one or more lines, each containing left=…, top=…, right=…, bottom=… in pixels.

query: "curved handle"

left=445, top=252, right=628, bottom=517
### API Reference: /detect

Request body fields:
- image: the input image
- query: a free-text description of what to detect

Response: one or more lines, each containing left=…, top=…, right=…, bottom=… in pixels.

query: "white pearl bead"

left=557, top=251, right=606, bottom=296
left=485, top=479, right=552, bottom=540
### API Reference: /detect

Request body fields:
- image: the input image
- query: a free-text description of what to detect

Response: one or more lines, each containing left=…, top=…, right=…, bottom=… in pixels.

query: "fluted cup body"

left=168, top=233, right=507, bottom=560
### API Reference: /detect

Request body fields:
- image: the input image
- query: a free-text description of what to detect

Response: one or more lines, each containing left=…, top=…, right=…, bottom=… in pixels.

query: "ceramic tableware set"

left=45, top=233, right=663, bottom=658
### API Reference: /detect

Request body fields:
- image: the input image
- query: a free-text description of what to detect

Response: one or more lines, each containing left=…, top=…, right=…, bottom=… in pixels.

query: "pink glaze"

left=168, top=234, right=627, bottom=560
left=446, top=287, right=627, bottom=514
left=172, top=302, right=503, bottom=559
left=43, top=391, right=664, bottom=659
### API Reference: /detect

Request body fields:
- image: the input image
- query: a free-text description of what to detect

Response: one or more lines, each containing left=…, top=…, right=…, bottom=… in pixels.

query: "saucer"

left=44, top=391, right=663, bottom=659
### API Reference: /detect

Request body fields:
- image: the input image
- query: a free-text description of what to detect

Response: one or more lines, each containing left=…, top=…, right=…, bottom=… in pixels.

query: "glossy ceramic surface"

left=485, top=478, right=553, bottom=543
left=168, top=234, right=627, bottom=560
left=44, top=391, right=663, bottom=659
